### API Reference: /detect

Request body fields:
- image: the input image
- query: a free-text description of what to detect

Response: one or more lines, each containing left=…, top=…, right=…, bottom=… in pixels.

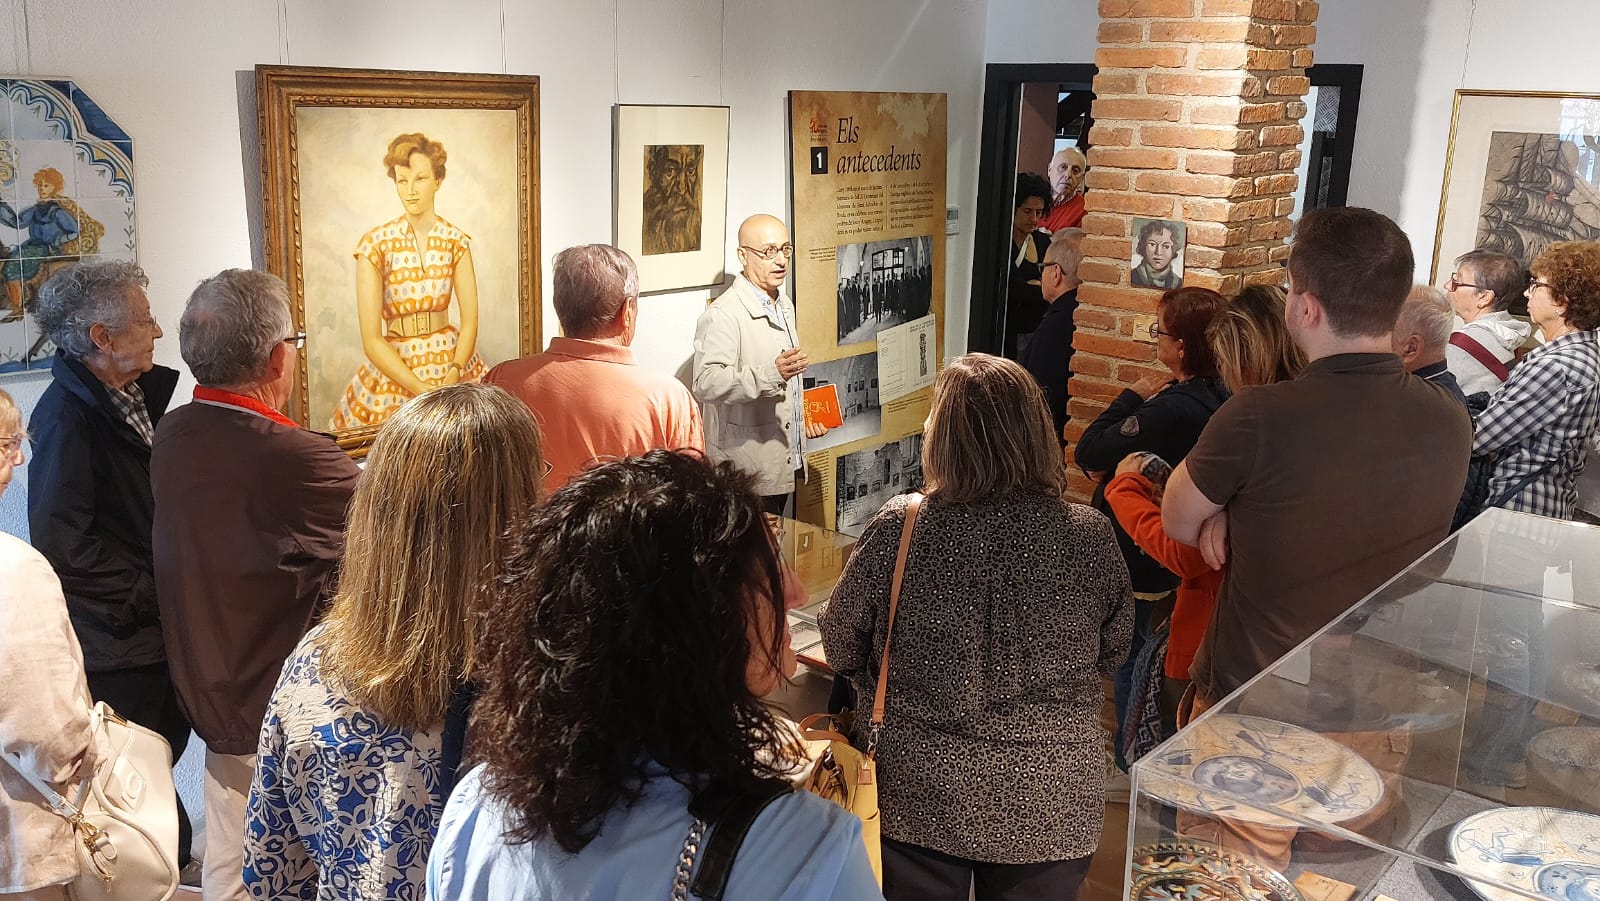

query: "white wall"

left=0, top=0, right=988, bottom=539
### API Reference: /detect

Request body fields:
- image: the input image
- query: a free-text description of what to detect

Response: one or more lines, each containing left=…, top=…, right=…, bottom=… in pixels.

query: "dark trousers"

left=1112, top=598, right=1156, bottom=767
left=87, top=662, right=194, bottom=867
left=882, top=837, right=1090, bottom=901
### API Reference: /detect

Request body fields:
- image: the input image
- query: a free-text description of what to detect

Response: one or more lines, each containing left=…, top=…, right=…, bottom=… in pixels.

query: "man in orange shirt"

left=486, top=244, right=703, bottom=491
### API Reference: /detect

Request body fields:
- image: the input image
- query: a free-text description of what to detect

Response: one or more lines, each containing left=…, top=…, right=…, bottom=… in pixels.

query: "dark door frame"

left=966, top=62, right=1364, bottom=356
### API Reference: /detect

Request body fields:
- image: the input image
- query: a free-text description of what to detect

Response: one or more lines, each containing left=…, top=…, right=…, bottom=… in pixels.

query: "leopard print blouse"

left=819, top=490, right=1133, bottom=864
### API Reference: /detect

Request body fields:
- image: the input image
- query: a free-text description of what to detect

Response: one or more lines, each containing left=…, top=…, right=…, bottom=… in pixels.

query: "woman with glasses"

left=0, top=387, right=102, bottom=900
left=243, top=384, right=545, bottom=899
left=1444, top=249, right=1531, bottom=397
left=1472, top=241, right=1600, bottom=521
left=1074, top=286, right=1228, bottom=763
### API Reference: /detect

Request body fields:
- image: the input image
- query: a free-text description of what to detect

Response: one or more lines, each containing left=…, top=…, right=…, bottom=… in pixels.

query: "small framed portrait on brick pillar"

left=1131, top=217, right=1186, bottom=290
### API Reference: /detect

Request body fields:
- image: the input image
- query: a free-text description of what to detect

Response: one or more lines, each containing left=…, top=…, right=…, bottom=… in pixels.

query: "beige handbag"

left=797, top=492, right=923, bottom=886
left=1, top=701, right=179, bottom=901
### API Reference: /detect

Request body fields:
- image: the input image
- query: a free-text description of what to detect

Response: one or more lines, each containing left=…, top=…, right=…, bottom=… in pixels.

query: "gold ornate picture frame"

left=1432, top=89, right=1600, bottom=283
left=256, top=65, right=541, bottom=454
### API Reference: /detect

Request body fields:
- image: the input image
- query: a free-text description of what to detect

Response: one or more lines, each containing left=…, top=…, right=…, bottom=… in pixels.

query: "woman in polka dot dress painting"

left=330, top=132, right=487, bottom=431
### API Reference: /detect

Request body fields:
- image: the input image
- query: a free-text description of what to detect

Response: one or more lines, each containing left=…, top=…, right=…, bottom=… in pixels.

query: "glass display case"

left=1128, top=509, right=1600, bottom=901
left=774, top=516, right=857, bottom=671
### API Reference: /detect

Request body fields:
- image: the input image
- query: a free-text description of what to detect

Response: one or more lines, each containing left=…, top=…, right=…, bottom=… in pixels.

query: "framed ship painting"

left=1432, top=89, right=1600, bottom=283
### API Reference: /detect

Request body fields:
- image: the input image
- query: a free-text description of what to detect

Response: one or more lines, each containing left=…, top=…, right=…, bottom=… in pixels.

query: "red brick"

left=1274, top=196, right=1298, bottom=216
left=1096, top=46, right=1188, bottom=69
left=1081, top=213, right=1130, bottom=237
left=1100, top=0, right=1197, bottom=16
left=1093, top=97, right=1184, bottom=122
left=1269, top=244, right=1292, bottom=262
left=1250, top=218, right=1295, bottom=241
left=1253, top=173, right=1299, bottom=195
left=1244, top=267, right=1287, bottom=287
left=1231, top=197, right=1278, bottom=220
left=1072, top=331, right=1157, bottom=362
left=1197, top=46, right=1249, bottom=70
left=1086, top=170, right=1130, bottom=192
left=1240, top=101, right=1287, bottom=124
left=1190, top=102, right=1244, bottom=125
left=1266, top=75, right=1311, bottom=96
left=1260, top=124, right=1304, bottom=147
left=1245, top=48, right=1294, bottom=69
left=1271, top=23, right=1317, bottom=46
left=1238, top=150, right=1282, bottom=173
left=1068, top=375, right=1130, bottom=404
left=1068, top=397, right=1111, bottom=424
left=1186, top=151, right=1243, bottom=175
left=1297, top=0, right=1320, bottom=22
left=1292, top=48, right=1315, bottom=67
left=1240, top=76, right=1266, bottom=99
left=1146, top=73, right=1246, bottom=96
left=1088, top=147, right=1181, bottom=170
left=1221, top=246, right=1269, bottom=267
left=1190, top=273, right=1244, bottom=294
left=1066, top=469, right=1096, bottom=504
left=1093, top=72, right=1140, bottom=95
left=1133, top=171, right=1251, bottom=199
left=1087, top=191, right=1178, bottom=217
left=1279, top=149, right=1303, bottom=169
left=1117, top=364, right=1170, bottom=384
left=1142, top=125, right=1256, bottom=151
left=1185, top=221, right=1250, bottom=248
left=1081, top=235, right=1130, bottom=260
left=1098, top=21, right=1144, bottom=43
left=1073, top=309, right=1119, bottom=333
left=1149, top=20, right=1250, bottom=42
left=1088, top=124, right=1135, bottom=147
left=1284, top=100, right=1308, bottom=119
left=1184, top=246, right=1224, bottom=268
left=1199, top=0, right=1251, bottom=13
left=1078, top=284, right=1163, bottom=314
left=1078, top=260, right=1126, bottom=285
left=1252, top=0, right=1298, bottom=19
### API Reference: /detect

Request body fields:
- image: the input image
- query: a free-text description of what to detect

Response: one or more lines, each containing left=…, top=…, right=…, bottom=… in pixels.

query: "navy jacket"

left=27, top=351, right=178, bottom=672
left=1075, top=378, right=1229, bottom=594
left=1018, top=288, right=1079, bottom=445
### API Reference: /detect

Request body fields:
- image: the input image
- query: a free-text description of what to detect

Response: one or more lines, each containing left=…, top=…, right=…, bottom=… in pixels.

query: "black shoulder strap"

left=688, top=783, right=793, bottom=900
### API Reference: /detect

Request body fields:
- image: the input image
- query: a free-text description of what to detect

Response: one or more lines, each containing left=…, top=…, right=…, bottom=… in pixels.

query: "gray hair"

left=179, top=269, right=293, bottom=389
left=1398, top=284, right=1453, bottom=352
left=1045, top=228, right=1087, bottom=284
left=552, top=244, right=638, bottom=338
left=1454, top=249, right=1526, bottom=312
left=34, top=261, right=150, bottom=360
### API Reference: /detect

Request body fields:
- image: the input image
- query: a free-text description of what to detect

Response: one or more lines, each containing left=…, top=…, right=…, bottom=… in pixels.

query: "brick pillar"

left=1066, top=0, right=1318, bottom=499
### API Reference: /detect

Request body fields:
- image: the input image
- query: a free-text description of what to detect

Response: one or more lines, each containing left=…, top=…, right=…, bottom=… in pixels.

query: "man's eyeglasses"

left=1041, top=262, right=1063, bottom=278
left=282, top=331, right=307, bottom=349
left=1447, top=273, right=1479, bottom=291
left=741, top=243, right=794, bottom=261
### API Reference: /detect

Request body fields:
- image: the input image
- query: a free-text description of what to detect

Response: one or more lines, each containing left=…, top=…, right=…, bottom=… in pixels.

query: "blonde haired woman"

left=244, top=384, right=544, bottom=899
left=1209, top=285, right=1304, bottom=392
left=330, top=132, right=488, bottom=431
left=820, top=354, right=1132, bottom=901
left=0, top=388, right=97, bottom=900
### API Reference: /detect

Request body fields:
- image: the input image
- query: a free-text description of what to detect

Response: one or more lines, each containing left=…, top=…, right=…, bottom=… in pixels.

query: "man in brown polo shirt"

left=1163, top=207, right=1472, bottom=708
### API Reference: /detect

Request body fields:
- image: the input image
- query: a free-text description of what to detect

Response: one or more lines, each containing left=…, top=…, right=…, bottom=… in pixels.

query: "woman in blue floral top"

left=243, top=384, right=545, bottom=900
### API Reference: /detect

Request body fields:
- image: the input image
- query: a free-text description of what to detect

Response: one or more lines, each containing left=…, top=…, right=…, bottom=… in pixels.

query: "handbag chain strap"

left=670, top=818, right=708, bottom=901
left=867, top=492, right=923, bottom=757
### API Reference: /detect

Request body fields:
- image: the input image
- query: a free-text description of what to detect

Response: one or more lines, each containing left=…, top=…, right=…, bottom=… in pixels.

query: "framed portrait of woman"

left=257, top=65, right=541, bottom=454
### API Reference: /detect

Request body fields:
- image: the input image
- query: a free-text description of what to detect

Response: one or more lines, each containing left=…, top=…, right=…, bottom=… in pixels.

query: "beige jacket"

left=692, top=276, right=801, bottom=495
left=0, top=532, right=95, bottom=894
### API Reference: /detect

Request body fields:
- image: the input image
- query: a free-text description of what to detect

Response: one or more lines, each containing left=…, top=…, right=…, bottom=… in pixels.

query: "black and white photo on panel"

left=835, top=234, right=933, bottom=345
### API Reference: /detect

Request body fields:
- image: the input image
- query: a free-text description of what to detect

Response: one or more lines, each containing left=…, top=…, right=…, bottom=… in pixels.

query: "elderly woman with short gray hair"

left=25, top=260, right=193, bottom=874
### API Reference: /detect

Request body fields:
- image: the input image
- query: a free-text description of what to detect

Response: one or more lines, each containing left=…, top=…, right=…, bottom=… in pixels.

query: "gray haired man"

left=151, top=269, right=359, bottom=900
left=1394, top=284, right=1468, bottom=408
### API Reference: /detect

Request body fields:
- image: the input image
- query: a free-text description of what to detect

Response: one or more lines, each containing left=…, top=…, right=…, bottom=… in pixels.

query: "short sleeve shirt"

left=355, top=215, right=471, bottom=318
left=1184, top=353, right=1472, bottom=701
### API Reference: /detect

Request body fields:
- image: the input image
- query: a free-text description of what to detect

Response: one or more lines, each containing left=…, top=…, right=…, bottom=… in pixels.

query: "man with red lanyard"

left=151, top=269, right=359, bottom=901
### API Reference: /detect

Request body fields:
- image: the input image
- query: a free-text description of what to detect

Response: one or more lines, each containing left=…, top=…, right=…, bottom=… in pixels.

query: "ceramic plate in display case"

left=1129, top=840, right=1302, bottom=901
left=1448, top=806, right=1600, bottom=901
left=1141, top=714, right=1385, bottom=828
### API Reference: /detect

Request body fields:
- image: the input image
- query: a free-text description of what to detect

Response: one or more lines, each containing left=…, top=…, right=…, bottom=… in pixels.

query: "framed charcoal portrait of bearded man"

left=613, top=105, right=730, bottom=294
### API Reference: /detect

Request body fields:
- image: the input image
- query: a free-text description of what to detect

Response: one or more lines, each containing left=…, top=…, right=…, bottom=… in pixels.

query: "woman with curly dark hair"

left=1006, top=172, right=1055, bottom=357
left=426, top=450, right=880, bottom=900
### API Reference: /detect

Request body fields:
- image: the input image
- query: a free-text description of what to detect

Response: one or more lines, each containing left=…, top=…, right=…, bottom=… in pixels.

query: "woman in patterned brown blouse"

left=820, top=353, right=1133, bottom=901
